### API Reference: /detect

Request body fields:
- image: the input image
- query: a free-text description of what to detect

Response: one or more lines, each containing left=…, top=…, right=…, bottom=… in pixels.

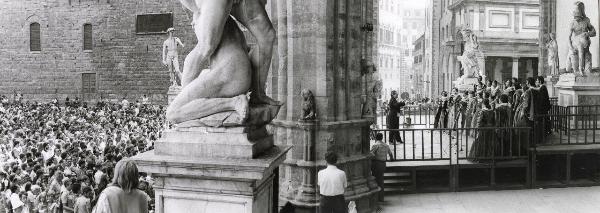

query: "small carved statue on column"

left=300, top=89, right=316, bottom=121
left=566, top=1, right=596, bottom=75
left=163, top=28, right=184, bottom=87
left=545, top=33, right=559, bottom=76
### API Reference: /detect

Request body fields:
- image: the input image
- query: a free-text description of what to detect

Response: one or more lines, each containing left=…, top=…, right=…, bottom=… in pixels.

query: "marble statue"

left=566, top=1, right=596, bottom=75
left=180, top=0, right=279, bottom=106
left=545, top=33, right=559, bottom=76
left=300, top=89, right=316, bottom=121
left=162, top=28, right=184, bottom=87
left=455, top=27, right=485, bottom=85
left=167, top=0, right=281, bottom=127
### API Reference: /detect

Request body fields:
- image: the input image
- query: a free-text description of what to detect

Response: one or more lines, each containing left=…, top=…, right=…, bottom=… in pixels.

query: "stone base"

left=131, top=146, right=290, bottom=213
left=555, top=74, right=600, bottom=106
left=545, top=75, right=560, bottom=98
left=454, top=78, right=478, bottom=92
left=155, top=126, right=273, bottom=159
left=167, top=86, right=181, bottom=105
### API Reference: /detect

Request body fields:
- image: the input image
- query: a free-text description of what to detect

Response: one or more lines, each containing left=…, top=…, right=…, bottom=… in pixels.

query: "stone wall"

left=0, top=0, right=195, bottom=104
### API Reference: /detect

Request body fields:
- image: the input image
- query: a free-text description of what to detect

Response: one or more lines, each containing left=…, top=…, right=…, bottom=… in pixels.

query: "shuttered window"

left=30, top=23, right=41, bottom=51
left=83, top=24, right=93, bottom=50
left=82, top=73, right=96, bottom=93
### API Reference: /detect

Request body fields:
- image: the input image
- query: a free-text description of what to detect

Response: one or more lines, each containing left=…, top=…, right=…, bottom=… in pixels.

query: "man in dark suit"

left=387, top=91, right=405, bottom=144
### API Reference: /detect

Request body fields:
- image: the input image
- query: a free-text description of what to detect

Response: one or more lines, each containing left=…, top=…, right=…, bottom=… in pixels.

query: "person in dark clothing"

left=514, top=77, right=539, bottom=147
left=535, top=76, right=552, bottom=136
left=434, top=91, right=449, bottom=128
left=469, top=99, right=495, bottom=162
left=386, top=91, right=406, bottom=144
left=495, top=94, right=513, bottom=157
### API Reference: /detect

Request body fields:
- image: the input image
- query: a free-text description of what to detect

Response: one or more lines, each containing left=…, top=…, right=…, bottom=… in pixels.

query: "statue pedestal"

left=131, top=127, right=290, bottom=213
left=555, top=73, right=600, bottom=106
left=454, top=78, right=478, bottom=92
left=545, top=75, right=560, bottom=98
left=167, top=85, right=181, bottom=105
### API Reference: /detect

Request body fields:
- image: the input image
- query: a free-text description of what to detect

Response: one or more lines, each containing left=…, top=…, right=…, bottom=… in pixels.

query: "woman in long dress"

left=92, top=161, right=149, bottom=213
left=434, top=92, right=449, bottom=128
left=468, top=99, right=495, bottom=162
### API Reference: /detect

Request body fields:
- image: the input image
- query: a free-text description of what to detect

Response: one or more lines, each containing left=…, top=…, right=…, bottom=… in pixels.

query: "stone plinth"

left=454, top=78, right=478, bottom=92
left=545, top=75, right=560, bottom=98
left=132, top=127, right=289, bottom=213
left=155, top=126, right=273, bottom=159
left=555, top=73, right=600, bottom=106
left=167, top=86, right=181, bottom=104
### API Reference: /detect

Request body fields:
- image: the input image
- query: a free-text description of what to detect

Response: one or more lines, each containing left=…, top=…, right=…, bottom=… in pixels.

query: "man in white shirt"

left=317, top=152, right=348, bottom=213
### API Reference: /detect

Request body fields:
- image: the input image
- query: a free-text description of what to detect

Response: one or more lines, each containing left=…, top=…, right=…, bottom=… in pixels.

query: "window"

left=82, top=73, right=97, bottom=93
left=136, top=13, right=173, bottom=34
left=30, top=22, right=41, bottom=51
left=83, top=24, right=93, bottom=50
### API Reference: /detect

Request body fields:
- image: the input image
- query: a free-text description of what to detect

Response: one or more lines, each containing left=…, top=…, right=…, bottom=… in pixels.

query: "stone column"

left=512, top=57, right=520, bottom=78
left=270, top=0, right=379, bottom=212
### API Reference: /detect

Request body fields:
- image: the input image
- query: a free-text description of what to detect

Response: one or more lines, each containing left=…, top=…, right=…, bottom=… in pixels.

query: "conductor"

left=387, top=91, right=405, bottom=144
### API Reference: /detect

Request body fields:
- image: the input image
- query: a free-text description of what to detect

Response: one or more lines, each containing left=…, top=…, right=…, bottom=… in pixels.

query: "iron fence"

left=376, top=104, right=438, bottom=129
left=534, top=112, right=600, bottom=146
left=371, top=127, right=531, bottom=163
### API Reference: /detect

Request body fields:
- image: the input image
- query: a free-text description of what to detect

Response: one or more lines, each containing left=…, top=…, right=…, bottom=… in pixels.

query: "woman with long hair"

left=92, top=161, right=148, bottom=213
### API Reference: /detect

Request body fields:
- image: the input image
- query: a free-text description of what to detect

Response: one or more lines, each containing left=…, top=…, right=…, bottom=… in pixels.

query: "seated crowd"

left=433, top=76, right=551, bottom=161
left=0, top=95, right=166, bottom=213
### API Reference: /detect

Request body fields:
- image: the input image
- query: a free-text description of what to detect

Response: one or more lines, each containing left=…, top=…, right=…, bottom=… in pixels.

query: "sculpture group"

left=166, top=0, right=281, bottom=127
left=455, top=27, right=485, bottom=86
left=565, top=1, right=596, bottom=75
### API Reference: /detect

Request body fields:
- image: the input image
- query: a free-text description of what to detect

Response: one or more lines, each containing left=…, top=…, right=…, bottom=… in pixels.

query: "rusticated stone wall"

left=0, top=0, right=195, bottom=104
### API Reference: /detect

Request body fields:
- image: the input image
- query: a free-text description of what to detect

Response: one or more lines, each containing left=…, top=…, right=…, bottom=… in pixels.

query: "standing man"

left=371, top=133, right=393, bottom=202
left=387, top=91, right=406, bottom=144
left=317, top=152, right=348, bottom=213
left=162, top=27, right=185, bottom=87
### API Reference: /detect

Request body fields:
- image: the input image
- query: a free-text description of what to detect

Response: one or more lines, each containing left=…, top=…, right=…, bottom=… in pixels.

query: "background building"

left=378, top=0, right=426, bottom=100
left=436, top=0, right=540, bottom=93
left=413, top=34, right=425, bottom=99
left=0, top=0, right=194, bottom=104
left=425, top=0, right=444, bottom=97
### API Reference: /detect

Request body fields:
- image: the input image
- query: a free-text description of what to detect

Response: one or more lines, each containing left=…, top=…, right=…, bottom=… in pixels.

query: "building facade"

left=437, top=0, right=540, bottom=92
left=425, top=0, right=443, bottom=98
left=378, top=0, right=426, bottom=100
left=0, top=0, right=195, bottom=104
left=413, top=34, right=426, bottom=99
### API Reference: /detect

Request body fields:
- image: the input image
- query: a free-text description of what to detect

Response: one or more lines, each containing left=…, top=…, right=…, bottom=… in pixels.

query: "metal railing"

left=372, top=127, right=531, bottom=163
left=377, top=104, right=438, bottom=128
left=534, top=112, right=600, bottom=146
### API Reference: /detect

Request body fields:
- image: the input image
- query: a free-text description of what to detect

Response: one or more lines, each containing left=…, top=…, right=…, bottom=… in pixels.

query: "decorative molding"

left=489, top=10, right=512, bottom=29
left=521, top=12, right=539, bottom=30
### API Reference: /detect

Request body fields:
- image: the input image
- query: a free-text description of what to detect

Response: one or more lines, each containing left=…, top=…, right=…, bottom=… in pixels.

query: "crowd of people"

left=433, top=76, right=551, bottom=161
left=0, top=95, right=166, bottom=213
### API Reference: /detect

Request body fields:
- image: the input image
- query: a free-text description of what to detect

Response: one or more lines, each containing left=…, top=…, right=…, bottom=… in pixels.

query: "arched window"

left=83, top=24, right=93, bottom=50
left=30, top=22, right=41, bottom=51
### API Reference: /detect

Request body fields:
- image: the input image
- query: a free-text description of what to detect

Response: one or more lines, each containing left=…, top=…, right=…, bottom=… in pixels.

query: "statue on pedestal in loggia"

left=455, top=27, right=485, bottom=86
left=566, top=1, right=596, bottom=75
left=167, top=0, right=282, bottom=127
